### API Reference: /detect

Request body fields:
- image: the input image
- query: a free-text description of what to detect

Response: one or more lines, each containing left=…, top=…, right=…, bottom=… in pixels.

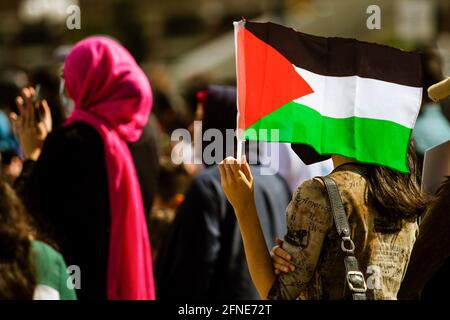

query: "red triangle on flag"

left=237, top=28, right=314, bottom=130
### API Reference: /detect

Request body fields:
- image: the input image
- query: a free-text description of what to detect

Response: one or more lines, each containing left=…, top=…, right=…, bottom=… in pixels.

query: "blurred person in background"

left=155, top=85, right=290, bottom=300
left=0, top=68, right=30, bottom=116
left=0, top=178, right=76, bottom=300
left=29, top=67, right=67, bottom=130
left=12, top=36, right=156, bottom=300
left=0, top=68, right=29, bottom=184
left=398, top=177, right=450, bottom=300
left=168, top=74, right=211, bottom=176
left=0, top=111, right=22, bottom=184
left=413, top=47, right=450, bottom=166
left=128, top=113, right=161, bottom=216
left=150, top=161, right=190, bottom=263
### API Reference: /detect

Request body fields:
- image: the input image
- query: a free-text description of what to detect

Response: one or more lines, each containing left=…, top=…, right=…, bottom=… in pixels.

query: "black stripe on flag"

left=245, top=21, right=423, bottom=88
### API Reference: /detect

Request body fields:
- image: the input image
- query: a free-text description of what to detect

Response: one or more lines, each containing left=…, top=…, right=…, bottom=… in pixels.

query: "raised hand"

left=11, top=87, right=52, bottom=160
left=218, top=156, right=254, bottom=213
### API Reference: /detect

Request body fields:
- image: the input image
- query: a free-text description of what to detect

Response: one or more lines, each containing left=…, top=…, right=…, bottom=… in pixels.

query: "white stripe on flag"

left=293, top=66, right=422, bottom=129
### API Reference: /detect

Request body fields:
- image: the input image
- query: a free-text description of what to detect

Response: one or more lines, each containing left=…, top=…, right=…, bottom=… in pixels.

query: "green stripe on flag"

left=244, top=101, right=412, bottom=172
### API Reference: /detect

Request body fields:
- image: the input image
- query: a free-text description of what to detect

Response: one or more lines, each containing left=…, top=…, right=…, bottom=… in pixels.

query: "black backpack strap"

left=317, top=176, right=368, bottom=300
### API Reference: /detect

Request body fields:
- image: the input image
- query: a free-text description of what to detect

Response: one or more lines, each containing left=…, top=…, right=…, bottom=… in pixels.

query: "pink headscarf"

left=63, top=36, right=155, bottom=300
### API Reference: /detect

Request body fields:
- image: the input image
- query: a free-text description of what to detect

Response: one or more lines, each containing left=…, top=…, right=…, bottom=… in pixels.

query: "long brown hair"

left=0, top=179, right=36, bottom=299
left=366, top=140, right=429, bottom=221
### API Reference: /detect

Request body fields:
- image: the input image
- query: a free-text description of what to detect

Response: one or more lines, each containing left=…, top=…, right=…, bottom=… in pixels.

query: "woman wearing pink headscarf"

left=13, top=36, right=155, bottom=300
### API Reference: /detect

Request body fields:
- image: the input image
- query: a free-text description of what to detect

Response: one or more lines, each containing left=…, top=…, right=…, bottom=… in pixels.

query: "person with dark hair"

left=219, top=139, right=428, bottom=300
left=398, top=177, right=450, bottom=299
left=155, top=85, right=290, bottom=300
left=396, top=138, right=450, bottom=299
left=0, top=179, right=76, bottom=300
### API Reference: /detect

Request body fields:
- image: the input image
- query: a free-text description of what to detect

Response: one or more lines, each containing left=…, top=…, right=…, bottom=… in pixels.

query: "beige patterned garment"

left=268, top=163, right=418, bottom=300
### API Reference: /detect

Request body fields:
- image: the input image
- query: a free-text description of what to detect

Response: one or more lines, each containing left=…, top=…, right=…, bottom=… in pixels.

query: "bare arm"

left=219, top=159, right=331, bottom=300
left=218, top=157, right=275, bottom=299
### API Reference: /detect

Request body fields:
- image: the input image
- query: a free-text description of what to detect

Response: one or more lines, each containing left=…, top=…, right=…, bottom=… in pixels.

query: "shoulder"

left=284, top=178, right=333, bottom=247
left=37, top=123, right=105, bottom=170
left=31, top=240, right=77, bottom=300
left=44, top=122, right=103, bottom=150
left=291, top=178, right=329, bottom=210
left=287, top=178, right=331, bottom=223
left=31, top=240, right=64, bottom=264
left=31, top=240, right=65, bottom=288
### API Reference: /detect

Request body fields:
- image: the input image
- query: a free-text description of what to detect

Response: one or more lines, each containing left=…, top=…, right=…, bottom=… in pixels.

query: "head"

left=201, top=85, right=237, bottom=136
left=63, top=36, right=152, bottom=142
left=365, top=139, right=429, bottom=220
left=0, top=179, right=36, bottom=299
left=181, top=73, right=211, bottom=125
left=150, top=162, right=190, bottom=261
left=153, top=162, right=190, bottom=211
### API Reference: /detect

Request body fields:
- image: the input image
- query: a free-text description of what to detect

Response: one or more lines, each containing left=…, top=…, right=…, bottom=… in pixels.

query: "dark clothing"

left=15, top=121, right=158, bottom=300
left=129, top=115, right=160, bottom=214
left=155, top=165, right=290, bottom=300
left=399, top=178, right=450, bottom=300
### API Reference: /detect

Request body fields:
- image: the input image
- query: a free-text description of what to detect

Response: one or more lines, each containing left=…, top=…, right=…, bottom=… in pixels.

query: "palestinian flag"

left=234, top=20, right=423, bottom=172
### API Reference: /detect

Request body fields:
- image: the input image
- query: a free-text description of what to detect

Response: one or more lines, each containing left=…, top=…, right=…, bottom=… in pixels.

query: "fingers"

left=22, top=87, right=36, bottom=128
left=219, top=158, right=233, bottom=186
left=39, top=99, right=52, bottom=132
left=273, top=253, right=295, bottom=269
left=9, top=112, right=20, bottom=135
left=274, top=245, right=292, bottom=262
left=240, top=156, right=253, bottom=183
left=275, top=238, right=284, bottom=247
left=274, top=262, right=293, bottom=273
left=19, top=87, right=39, bottom=129
left=220, top=156, right=253, bottom=188
left=36, top=122, right=47, bottom=140
left=218, top=160, right=227, bottom=183
left=223, top=160, right=234, bottom=182
left=222, top=157, right=239, bottom=181
left=270, top=242, right=295, bottom=273
left=16, top=96, right=25, bottom=117
left=40, top=99, right=50, bottom=117
left=225, top=156, right=252, bottom=185
left=229, top=158, right=241, bottom=180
